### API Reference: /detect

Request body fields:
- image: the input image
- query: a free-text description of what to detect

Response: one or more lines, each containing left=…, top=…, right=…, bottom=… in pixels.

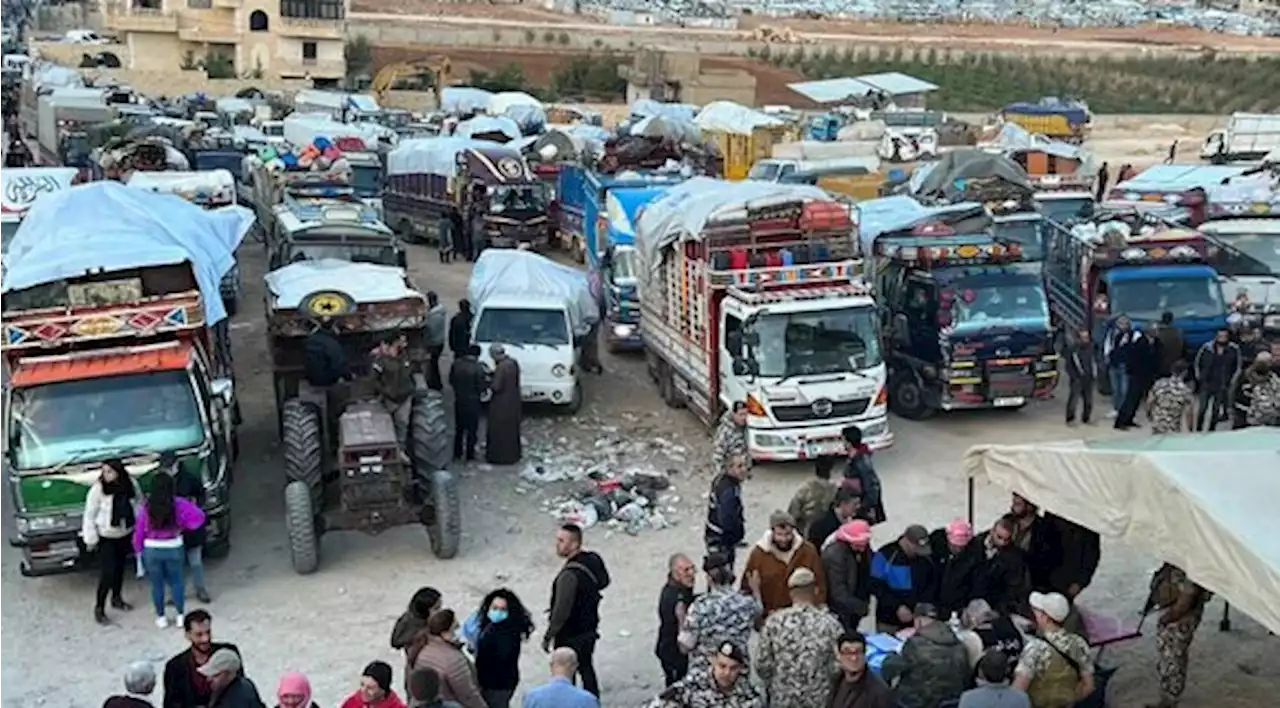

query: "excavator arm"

left=370, top=57, right=452, bottom=110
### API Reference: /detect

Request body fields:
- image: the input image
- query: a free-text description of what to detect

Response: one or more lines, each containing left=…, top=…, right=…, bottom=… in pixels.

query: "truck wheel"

left=398, top=219, right=416, bottom=244
left=890, top=374, right=932, bottom=420
left=422, top=468, right=461, bottom=559
left=282, top=399, right=323, bottom=490
left=222, top=295, right=238, bottom=318
left=564, top=381, right=583, bottom=415
left=659, top=363, right=685, bottom=409
left=410, top=391, right=451, bottom=473
left=284, top=480, right=319, bottom=575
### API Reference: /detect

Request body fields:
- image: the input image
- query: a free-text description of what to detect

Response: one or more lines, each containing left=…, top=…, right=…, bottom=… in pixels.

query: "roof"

left=10, top=341, right=193, bottom=388
left=788, top=72, right=939, bottom=104
left=964, top=429, right=1280, bottom=636
left=1117, top=164, right=1250, bottom=193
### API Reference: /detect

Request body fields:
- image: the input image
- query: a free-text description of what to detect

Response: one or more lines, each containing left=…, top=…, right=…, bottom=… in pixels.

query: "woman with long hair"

left=132, top=472, right=205, bottom=628
left=409, top=609, right=486, bottom=708
left=473, top=588, right=535, bottom=708
left=82, top=459, right=142, bottom=625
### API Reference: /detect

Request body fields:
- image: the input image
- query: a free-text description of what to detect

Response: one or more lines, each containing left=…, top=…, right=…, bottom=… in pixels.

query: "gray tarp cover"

left=913, top=149, right=1033, bottom=201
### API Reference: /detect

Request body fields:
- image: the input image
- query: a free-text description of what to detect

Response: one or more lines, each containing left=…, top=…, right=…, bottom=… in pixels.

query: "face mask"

left=487, top=608, right=509, bottom=624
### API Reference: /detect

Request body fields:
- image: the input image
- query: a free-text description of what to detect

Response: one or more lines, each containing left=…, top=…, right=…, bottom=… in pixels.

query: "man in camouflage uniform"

left=647, top=642, right=763, bottom=708
left=1013, top=592, right=1095, bottom=708
left=371, top=333, right=417, bottom=447
left=1145, top=360, right=1194, bottom=435
left=787, top=456, right=840, bottom=539
left=679, top=552, right=763, bottom=676
left=712, top=402, right=749, bottom=473
left=1150, top=564, right=1212, bottom=708
left=755, top=568, right=843, bottom=708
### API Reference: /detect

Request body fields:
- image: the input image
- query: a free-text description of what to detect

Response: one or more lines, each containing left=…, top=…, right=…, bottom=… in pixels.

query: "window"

left=249, top=10, right=269, bottom=31
left=302, top=42, right=317, bottom=61
left=187, top=0, right=212, bottom=8
left=279, top=0, right=345, bottom=20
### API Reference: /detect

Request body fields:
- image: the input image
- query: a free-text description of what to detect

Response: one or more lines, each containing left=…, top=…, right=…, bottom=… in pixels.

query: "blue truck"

left=554, top=164, right=686, bottom=264
left=860, top=197, right=1059, bottom=418
left=590, top=186, right=672, bottom=351
left=1044, top=209, right=1229, bottom=394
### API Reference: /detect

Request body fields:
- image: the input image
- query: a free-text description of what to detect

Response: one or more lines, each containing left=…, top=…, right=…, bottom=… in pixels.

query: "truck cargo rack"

left=3, top=292, right=204, bottom=353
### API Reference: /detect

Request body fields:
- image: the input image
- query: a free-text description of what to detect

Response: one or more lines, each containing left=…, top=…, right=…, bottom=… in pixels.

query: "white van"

left=472, top=293, right=581, bottom=413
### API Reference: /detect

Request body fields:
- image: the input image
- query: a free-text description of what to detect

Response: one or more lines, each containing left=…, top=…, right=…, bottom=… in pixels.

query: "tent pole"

left=967, top=477, right=975, bottom=525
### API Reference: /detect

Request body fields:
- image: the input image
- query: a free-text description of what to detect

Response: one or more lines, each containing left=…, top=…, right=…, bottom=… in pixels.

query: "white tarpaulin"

left=488, top=91, right=542, bottom=116
left=633, top=177, right=828, bottom=283
left=282, top=114, right=385, bottom=149
left=386, top=137, right=500, bottom=177
left=127, top=169, right=236, bottom=204
left=1, top=167, right=79, bottom=220
left=454, top=115, right=521, bottom=142
left=2, top=182, right=251, bottom=324
left=467, top=249, right=598, bottom=335
left=964, top=429, right=1280, bottom=635
left=441, top=87, right=494, bottom=115
left=694, top=100, right=784, bottom=135
left=265, top=259, right=422, bottom=309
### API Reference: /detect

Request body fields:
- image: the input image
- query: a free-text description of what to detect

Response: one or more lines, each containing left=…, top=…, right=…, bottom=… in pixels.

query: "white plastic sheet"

left=441, top=87, right=495, bottom=115
left=694, top=100, right=784, bottom=135
left=488, top=91, right=542, bottom=116
left=386, top=137, right=500, bottom=177
left=467, top=249, right=598, bottom=334
left=265, top=259, right=422, bottom=309
left=454, top=115, right=521, bottom=142
left=633, top=177, right=829, bottom=283
left=282, top=114, right=382, bottom=149
left=2, top=182, right=251, bottom=324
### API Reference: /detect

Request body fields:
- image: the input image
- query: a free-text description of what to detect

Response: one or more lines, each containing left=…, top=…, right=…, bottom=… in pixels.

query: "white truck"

left=1203, top=178, right=1280, bottom=345
left=634, top=178, right=893, bottom=461
left=467, top=249, right=596, bottom=413
left=1202, top=113, right=1280, bottom=165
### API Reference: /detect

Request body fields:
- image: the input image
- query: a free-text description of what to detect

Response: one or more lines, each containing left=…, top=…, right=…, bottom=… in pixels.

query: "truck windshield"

left=475, top=307, right=570, bottom=347
left=1110, top=276, right=1226, bottom=321
left=8, top=370, right=204, bottom=470
left=489, top=185, right=545, bottom=213
left=951, top=275, right=1049, bottom=330
left=992, top=217, right=1045, bottom=260
left=350, top=165, right=382, bottom=198
left=63, top=134, right=91, bottom=166
left=1207, top=231, right=1280, bottom=277
left=753, top=307, right=882, bottom=377
left=290, top=242, right=398, bottom=266
left=1037, top=196, right=1094, bottom=225
left=747, top=162, right=781, bottom=181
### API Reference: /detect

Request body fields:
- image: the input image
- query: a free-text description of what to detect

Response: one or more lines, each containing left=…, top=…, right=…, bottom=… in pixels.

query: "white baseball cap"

left=1029, top=591, right=1071, bottom=623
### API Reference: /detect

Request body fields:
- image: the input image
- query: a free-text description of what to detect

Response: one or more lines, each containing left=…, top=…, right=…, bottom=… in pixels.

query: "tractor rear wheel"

left=410, top=391, right=450, bottom=473
left=423, top=469, right=461, bottom=559
left=284, top=480, right=319, bottom=574
left=282, top=399, right=323, bottom=490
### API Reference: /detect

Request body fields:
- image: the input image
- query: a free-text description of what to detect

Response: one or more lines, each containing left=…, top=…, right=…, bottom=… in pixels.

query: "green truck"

left=3, top=261, right=239, bottom=576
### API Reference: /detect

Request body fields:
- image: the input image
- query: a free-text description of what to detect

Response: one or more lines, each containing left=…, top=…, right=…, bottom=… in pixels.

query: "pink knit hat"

left=946, top=518, right=974, bottom=546
left=277, top=672, right=312, bottom=706
left=834, top=520, right=873, bottom=549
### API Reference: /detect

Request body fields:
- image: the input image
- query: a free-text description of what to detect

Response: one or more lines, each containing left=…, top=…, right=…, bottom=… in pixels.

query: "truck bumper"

left=521, top=379, right=578, bottom=406
left=604, top=318, right=643, bottom=351
left=941, top=372, right=1057, bottom=410
left=489, top=234, right=551, bottom=251
left=10, top=530, right=86, bottom=577
left=748, top=415, right=893, bottom=462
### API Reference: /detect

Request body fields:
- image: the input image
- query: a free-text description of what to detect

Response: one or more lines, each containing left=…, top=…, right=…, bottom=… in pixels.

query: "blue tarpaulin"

left=2, top=181, right=250, bottom=325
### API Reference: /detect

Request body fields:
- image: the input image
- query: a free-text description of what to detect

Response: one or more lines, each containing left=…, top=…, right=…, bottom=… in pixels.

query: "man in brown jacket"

left=740, top=511, right=826, bottom=616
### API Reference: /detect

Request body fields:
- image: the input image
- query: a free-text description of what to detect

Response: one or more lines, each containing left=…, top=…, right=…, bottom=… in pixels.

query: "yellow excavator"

left=370, top=56, right=452, bottom=109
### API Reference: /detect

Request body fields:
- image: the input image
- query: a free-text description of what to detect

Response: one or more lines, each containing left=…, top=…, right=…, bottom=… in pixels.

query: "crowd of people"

left=1071, top=314, right=1280, bottom=431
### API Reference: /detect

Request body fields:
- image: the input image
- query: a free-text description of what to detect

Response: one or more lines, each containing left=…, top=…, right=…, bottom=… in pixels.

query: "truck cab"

left=1201, top=193, right=1280, bottom=346
left=591, top=185, right=670, bottom=351
left=1046, top=212, right=1228, bottom=385
left=343, top=150, right=385, bottom=219
left=3, top=263, right=237, bottom=576
left=269, top=193, right=403, bottom=271
left=1106, top=165, right=1252, bottom=227
left=873, top=222, right=1057, bottom=418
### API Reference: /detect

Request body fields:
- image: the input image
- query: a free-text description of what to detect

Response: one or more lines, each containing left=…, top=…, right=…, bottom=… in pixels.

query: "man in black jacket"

left=806, top=486, right=861, bottom=548
left=1116, top=327, right=1161, bottom=429
left=971, top=517, right=1028, bottom=616
left=448, top=344, right=487, bottom=461
left=928, top=519, right=982, bottom=617
left=448, top=299, right=473, bottom=357
left=1063, top=327, right=1096, bottom=424
left=704, top=453, right=748, bottom=568
left=163, top=610, right=241, bottom=708
left=1193, top=328, right=1241, bottom=431
left=544, top=523, right=610, bottom=698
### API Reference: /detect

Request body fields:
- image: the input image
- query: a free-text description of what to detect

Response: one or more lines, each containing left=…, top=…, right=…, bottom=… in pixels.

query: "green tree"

left=344, top=34, right=372, bottom=81
left=469, top=63, right=529, bottom=93
left=201, top=53, right=236, bottom=80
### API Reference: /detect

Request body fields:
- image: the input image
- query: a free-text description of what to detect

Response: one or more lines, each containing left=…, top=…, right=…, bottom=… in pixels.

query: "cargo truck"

left=554, top=163, right=686, bottom=263
left=1202, top=182, right=1280, bottom=347
left=635, top=179, right=893, bottom=461
left=1201, top=113, right=1280, bottom=165
left=590, top=185, right=673, bottom=351
left=36, top=94, right=114, bottom=168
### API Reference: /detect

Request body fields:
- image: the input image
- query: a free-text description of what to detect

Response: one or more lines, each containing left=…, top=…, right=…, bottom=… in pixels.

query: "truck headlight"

left=17, top=514, right=71, bottom=535
left=551, top=364, right=568, bottom=378
left=612, top=324, right=634, bottom=338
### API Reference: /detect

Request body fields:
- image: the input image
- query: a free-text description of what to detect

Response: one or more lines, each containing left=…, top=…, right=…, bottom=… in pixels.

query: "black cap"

left=834, top=486, right=861, bottom=504
left=715, top=641, right=746, bottom=664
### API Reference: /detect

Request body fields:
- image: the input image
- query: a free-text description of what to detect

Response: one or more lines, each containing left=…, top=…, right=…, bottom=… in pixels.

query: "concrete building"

left=621, top=46, right=756, bottom=107
left=103, top=0, right=346, bottom=84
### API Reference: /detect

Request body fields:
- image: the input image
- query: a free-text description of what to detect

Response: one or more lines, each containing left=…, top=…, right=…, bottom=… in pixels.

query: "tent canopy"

left=964, top=429, right=1280, bottom=635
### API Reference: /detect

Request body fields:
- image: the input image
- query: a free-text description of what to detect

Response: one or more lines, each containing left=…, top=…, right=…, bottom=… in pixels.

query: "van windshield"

left=475, top=307, right=570, bottom=347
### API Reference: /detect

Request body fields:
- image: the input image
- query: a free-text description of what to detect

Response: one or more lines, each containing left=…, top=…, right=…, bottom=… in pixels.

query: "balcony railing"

left=177, top=15, right=241, bottom=43
left=277, top=17, right=344, bottom=39
left=105, top=7, right=179, bottom=33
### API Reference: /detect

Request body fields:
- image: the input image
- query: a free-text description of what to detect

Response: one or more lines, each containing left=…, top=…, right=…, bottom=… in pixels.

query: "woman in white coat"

left=82, top=459, right=141, bottom=625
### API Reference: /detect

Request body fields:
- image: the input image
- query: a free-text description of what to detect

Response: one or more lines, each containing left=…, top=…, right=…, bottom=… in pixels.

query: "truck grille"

left=987, top=366, right=1035, bottom=397
left=772, top=398, right=870, bottom=423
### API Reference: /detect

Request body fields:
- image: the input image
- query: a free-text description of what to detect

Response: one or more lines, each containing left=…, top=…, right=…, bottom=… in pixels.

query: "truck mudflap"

left=11, top=529, right=86, bottom=577
left=747, top=416, right=893, bottom=462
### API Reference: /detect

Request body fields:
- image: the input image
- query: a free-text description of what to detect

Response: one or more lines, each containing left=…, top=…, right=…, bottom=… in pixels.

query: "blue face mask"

left=487, top=608, right=509, bottom=624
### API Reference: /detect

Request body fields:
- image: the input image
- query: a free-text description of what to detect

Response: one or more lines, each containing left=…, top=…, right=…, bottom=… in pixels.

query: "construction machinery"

left=370, top=57, right=452, bottom=112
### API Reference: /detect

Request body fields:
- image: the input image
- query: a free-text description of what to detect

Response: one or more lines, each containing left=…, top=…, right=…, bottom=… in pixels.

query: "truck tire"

left=890, top=373, right=933, bottom=420
left=410, top=392, right=450, bottom=473
left=423, top=468, right=461, bottom=559
left=564, top=381, right=583, bottom=415
left=282, top=399, right=323, bottom=490
left=284, top=480, right=319, bottom=575
left=398, top=218, right=416, bottom=244
left=659, top=363, right=686, bottom=409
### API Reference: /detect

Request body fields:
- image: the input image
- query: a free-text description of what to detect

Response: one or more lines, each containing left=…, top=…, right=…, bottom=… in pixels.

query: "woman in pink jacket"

left=133, top=472, right=205, bottom=628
